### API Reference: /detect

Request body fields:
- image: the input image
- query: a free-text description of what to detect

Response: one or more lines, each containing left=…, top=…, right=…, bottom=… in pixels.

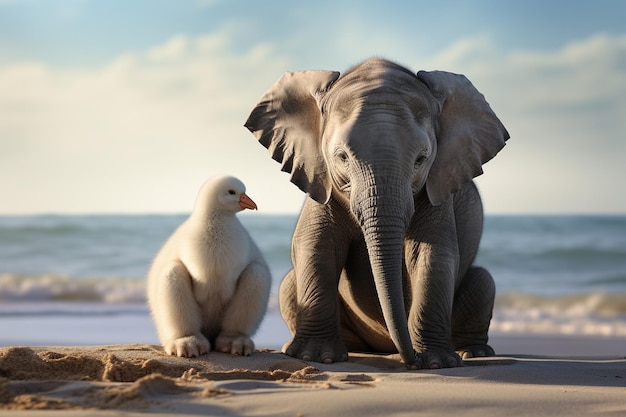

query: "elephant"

left=244, top=58, right=509, bottom=369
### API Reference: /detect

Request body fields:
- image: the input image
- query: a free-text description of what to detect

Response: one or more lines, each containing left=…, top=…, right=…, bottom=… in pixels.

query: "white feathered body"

left=181, top=215, right=252, bottom=307
left=146, top=176, right=271, bottom=357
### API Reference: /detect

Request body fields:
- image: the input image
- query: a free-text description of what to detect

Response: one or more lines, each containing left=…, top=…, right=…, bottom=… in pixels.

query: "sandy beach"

left=1, top=334, right=624, bottom=416
left=1, top=217, right=625, bottom=416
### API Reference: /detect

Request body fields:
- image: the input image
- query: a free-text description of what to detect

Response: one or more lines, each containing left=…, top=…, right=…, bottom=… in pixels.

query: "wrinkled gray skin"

left=245, top=58, right=509, bottom=369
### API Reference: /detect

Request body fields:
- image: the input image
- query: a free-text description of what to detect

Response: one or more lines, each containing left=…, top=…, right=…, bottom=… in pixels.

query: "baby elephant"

left=147, top=175, right=271, bottom=358
left=245, top=58, right=509, bottom=369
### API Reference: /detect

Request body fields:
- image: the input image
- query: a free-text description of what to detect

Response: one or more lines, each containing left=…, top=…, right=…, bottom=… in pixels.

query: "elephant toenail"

left=448, top=358, right=460, bottom=367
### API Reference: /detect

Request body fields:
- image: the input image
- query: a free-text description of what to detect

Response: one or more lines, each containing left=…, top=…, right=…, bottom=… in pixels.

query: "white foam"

left=2, top=274, right=626, bottom=340
left=0, top=273, right=146, bottom=303
left=491, top=308, right=626, bottom=337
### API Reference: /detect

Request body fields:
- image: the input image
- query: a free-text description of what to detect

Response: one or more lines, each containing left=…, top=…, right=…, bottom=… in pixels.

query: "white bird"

left=147, top=175, right=271, bottom=358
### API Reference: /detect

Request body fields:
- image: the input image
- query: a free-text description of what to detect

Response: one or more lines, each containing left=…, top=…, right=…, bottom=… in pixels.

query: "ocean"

left=1, top=214, right=625, bottom=348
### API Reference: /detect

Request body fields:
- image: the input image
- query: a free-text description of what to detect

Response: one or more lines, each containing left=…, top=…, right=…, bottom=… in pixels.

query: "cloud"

left=426, top=34, right=626, bottom=213
left=1, top=28, right=625, bottom=214
left=146, top=35, right=190, bottom=62
left=0, top=30, right=297, bottom=214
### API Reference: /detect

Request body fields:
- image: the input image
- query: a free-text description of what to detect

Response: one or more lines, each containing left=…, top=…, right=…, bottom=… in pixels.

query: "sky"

left=1, top=0, right=625, bottom=215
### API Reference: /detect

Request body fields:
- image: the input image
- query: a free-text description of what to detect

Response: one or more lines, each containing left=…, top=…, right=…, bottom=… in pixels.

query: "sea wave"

left=495, top=292, right=626, bottom=315
left=3, top=274, right=625, bottom=310
left=0, top=302, right=148, bottom=318
left=492, top=292, right=626, bottom=337
left=0, top=273, right=282, bottom=311
left=0, top=223, right=86, bottom=236
left=0, top=273, right=146, bottom=304
left=1, top=274, right=625, bottom=337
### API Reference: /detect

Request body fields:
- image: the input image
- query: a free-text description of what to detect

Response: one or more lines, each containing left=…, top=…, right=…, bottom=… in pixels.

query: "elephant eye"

left=414, top=154, right=428, bottom=168
left=335, top=149, right=349, bottom=164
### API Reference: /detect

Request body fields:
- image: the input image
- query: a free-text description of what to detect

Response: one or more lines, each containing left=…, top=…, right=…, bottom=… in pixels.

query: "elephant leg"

left=278, top=199, right=352, bottom=364
left=281, top=269, right=349, bottom=360
left=451, top=266, right=496, bottom=359
left=405, top=200, right=464, bottom=369
left=278, top=269, right=297, bottom=336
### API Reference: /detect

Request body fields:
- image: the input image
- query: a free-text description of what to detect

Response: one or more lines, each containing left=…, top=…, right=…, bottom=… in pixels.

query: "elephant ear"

left=417, top=70, right=510, bottom=206
left=244, top=70, right=341, bottom=204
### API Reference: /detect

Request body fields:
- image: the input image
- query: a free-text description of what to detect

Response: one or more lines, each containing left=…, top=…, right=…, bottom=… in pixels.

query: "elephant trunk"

left=354, top=175, right=418, bottom=367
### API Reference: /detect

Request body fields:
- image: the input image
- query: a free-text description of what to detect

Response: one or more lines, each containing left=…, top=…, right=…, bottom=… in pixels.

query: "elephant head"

left=245, top=58, right=509, bottom=365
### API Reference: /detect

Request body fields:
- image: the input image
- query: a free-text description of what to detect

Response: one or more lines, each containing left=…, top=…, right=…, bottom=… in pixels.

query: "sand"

left=1, top=338, right=625, bottom=416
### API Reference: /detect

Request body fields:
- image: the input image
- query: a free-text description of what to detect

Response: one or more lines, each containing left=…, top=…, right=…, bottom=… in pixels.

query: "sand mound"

left=0, top=345, right=335, bottom=411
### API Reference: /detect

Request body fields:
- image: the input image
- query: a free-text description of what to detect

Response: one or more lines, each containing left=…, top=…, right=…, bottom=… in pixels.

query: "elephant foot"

left=456, top=344, right=495, bottom=360
left=282, top=336, right=348, bottom=364
left=418, top=346, right=463, bottom=369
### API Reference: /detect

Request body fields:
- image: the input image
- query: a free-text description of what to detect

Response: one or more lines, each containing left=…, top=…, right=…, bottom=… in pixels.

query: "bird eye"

left=228, top=190, right=236, bottom=195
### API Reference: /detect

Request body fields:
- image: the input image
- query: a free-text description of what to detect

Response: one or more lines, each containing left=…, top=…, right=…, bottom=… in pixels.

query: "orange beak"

left=239, top=193, right=258, bottom=210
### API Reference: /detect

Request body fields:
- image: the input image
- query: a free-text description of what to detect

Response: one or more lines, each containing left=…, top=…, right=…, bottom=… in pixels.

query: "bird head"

left=194, top=175, right=258, bottom=217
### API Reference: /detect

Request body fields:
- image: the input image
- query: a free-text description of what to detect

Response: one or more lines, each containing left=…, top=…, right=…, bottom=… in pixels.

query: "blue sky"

left=1, top=0, right=625, bottom=214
